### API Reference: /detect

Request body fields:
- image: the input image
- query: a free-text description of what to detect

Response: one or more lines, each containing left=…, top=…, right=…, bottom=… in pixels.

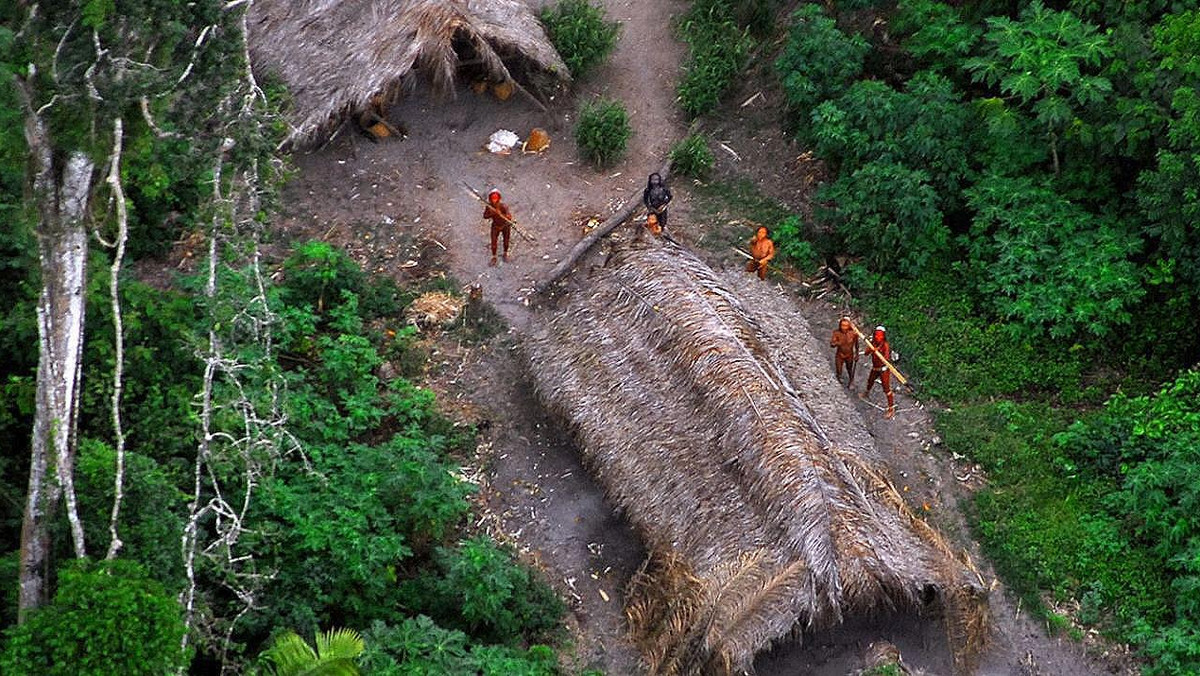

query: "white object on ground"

left=487, top=129, right=520, bottom=154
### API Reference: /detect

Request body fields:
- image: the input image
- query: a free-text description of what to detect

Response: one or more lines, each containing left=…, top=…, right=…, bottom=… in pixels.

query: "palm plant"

left=263, top=628, right=365, bottom=676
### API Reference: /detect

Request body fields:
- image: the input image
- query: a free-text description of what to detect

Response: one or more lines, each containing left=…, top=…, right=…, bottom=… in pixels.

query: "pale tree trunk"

left=104, top=117, right=129, bottom=560
left=18, top=108, right=94, bottom=618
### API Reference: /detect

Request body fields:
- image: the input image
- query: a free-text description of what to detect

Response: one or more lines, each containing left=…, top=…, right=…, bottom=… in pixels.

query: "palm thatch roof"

left=248, top=0, right=570, bottom=145
left=526, top=239, right=989, bottom=675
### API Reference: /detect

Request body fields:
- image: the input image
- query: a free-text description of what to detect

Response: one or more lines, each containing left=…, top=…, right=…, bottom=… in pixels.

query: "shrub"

left=1059, top=370, right=1200, bottom=590
left=775, top=5, right=869, bottom=118
left=668, top=134, right=715, bottom=178
left=539, top=0, right=619, bottom=79
left=963, top=174, right=1144, bottom=340
left=892, top=0, right=981, bottom=70
left=0, top=560, right=188, bottom=675
left=249, top=295, right=474, bottom=635
left=772, top=215, right=820, bottom=272
left=816, top=160, right=947, bottom=276
left=402, top=537, right=565, bottom=645
left=677, top=0, right=754, bottom=117
left=361, top=617, right=556, bottom=676
left=809, top=72, right=976, bottom=205
left=279, top=240, right=400, bottom=319
left=575, top=98, right=631, bottom=167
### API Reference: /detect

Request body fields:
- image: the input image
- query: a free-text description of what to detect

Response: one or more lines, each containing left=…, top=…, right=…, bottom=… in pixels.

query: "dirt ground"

left=274, top=1, right=1138, bottom=674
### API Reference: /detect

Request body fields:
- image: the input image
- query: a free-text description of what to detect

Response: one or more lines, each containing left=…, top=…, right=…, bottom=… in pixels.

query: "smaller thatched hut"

left=526, top=239, right=989, bottom=675
left=248, top=0, right=570, bottom=145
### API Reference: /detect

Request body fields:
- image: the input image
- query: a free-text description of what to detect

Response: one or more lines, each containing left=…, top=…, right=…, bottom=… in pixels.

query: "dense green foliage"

left=399, top=537, right=565, bottom=645
left=539, top=0, right=620, bottom=79
left=0, top=240, right=567, bottom=672
left=2, top=1, right=568, bottom=670
left=1057, top=372, right=1200, bottom=674
left=937, top=375, right=1200, bottom=674
left=775, top=0, right=1200, bottom=348
left=775, top=6, right=869, bottom=119
left=862, top=268, right=1092, bottom=403
left=816, top=160, right=946, bottom=276
left=963, top=175, right=1144, bottom=338
left=772, top=216, right=819, bottom=272
left=676, top=0, right=754, bottom=117
left=668, top=134, right=715, bottom=178
left=230, top=243, right=563, bottom=660
left=0, top=561, right=188, bottom=675
left=769, top=0, right=1200, bottom=669
left=360, top=617, right=557, bottom=676
left=575, top=98, right=631, bottom=167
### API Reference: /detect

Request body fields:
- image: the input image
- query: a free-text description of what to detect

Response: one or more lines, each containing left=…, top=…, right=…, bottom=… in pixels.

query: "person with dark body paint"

left=642, top=173, right=672, bottom=229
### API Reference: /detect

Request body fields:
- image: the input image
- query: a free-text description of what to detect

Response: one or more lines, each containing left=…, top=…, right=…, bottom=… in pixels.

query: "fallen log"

left=536, top=159, right=671, bottom=294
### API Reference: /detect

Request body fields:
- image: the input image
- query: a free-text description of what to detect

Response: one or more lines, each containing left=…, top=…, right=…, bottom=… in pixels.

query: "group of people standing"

left=484, top=173, right=782, bottom=279
left=830, top=318, right=897, bottom=419
left=481, top=173, right=675, bottom=266
left=641, top=172, right=778, bottom=281
left=483, top=177, right=898, bottom=418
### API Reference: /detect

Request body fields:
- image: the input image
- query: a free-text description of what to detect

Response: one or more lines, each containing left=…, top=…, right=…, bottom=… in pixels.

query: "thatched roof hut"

left=248, top=0, right=570, bottom=145
left=526, top=240, right=988, bottom=674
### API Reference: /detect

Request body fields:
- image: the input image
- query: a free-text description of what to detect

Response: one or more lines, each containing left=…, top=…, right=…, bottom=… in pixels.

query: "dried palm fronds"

left=404, top=290, right=463, bottom=328
left=525, top=239, right=988, bottom=674
left=248, top=0, right=570, bottom=145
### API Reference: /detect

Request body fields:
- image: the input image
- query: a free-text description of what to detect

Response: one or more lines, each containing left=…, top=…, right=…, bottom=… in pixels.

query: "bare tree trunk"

left=19, top=107, right=94, bottom=618
left=105, top=117, right=129, bottom=560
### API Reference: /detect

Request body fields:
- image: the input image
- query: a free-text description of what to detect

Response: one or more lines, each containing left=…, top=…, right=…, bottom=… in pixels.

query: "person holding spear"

left=483, top=189, right=514, bottom=266
left=745, top=226, right=775, bottom=280
left=860, top=325, right=897, bottom=419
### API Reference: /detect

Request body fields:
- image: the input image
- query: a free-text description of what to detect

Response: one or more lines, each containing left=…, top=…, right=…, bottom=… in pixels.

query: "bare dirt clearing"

left=275, top=1, right=1137, bottom=673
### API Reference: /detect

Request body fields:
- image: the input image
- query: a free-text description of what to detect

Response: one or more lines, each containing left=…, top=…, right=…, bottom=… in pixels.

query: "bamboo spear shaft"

left=848, top=320, right=910, bottom=387
left=460, top=182, right=537, bottom=242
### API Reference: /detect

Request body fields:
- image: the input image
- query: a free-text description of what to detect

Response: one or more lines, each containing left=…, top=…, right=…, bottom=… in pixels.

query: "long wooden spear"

left=848, top=320, right=910, bottom=387
left=459, top=182, right=537, bottom=242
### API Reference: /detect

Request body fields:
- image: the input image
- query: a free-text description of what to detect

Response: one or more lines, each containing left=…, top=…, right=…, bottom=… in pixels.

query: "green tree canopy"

left=1, top=560, right=187, bottom=675
left=964, top=174, right=1144, bottom=339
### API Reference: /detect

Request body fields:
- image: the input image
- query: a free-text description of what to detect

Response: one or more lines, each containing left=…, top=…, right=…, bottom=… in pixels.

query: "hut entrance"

left=453, top=28, right=525, bottom=102
left=452, top=29, right=493, bottom=90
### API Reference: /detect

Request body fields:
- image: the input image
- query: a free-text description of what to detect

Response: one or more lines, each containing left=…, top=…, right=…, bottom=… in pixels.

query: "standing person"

left=830, top=316, right=858, bottom=387
left=483, top=189, right=512, bottom=266
left=643, top=173, right=672, bottom=230
left=745, top=226, right=775, bottom=280
left=861, top=325, right=896, bottom=419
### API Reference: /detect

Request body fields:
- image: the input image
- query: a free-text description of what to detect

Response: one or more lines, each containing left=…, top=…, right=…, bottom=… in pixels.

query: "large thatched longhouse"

left=527, top=240, right=989, bottom=675
left=248, top=0, right=570, bottom=145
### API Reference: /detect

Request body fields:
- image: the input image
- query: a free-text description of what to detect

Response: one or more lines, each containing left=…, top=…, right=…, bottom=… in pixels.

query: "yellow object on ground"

left=491, top=80, right=514, bottom=101
left=526, top=127, right=551, bottom=152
